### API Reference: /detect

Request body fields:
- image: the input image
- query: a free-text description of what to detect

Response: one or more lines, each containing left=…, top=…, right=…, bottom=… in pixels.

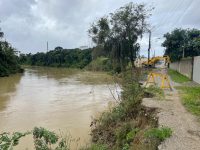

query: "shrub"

left=86, top=57, right=112, bottom=71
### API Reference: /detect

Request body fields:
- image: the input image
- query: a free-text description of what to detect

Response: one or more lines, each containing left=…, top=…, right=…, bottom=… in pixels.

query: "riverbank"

left=84, top=69, right=172, bottom=150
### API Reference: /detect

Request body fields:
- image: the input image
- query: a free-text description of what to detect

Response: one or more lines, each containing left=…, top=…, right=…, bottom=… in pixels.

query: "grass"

left=177, top=86, right=200, bottom=116
left=144, top=85, right=165, bottom=100
left=145, top=127, right=172, bottom=141
left=76, top=71, right=116, bottom=84
left=168, top=69, right=190, bottom=83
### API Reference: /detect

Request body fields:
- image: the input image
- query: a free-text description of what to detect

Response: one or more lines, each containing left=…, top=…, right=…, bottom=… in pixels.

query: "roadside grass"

left=168, top=69, right=190, bottom=83
left=176, top=86, right=200, bottom=116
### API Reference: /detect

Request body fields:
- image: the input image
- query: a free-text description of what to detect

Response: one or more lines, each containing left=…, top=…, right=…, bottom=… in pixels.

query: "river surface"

left=0, top=67, right=118, bottom=149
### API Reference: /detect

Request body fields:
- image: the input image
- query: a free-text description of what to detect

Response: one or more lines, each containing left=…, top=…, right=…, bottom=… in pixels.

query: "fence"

left=169, top=56, right=200, bottom=84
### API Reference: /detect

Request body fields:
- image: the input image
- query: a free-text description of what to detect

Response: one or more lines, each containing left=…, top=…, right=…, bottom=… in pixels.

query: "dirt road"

left=143, top=78, right=200, bottom=149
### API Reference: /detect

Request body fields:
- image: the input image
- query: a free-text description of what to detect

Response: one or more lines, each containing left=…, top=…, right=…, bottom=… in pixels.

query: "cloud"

left=0, top=0, right=199, bottom=56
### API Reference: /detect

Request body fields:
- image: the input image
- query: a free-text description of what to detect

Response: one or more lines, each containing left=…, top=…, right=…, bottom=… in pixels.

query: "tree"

left=0, top=26, right=4, bottom=38
left=162, top=28, right=200, bottom=62
left=89, top=2, right=151, bottom=71
left=0, top=27, right=22, bottom=76
left=19, top=48, right=92, bottom=69
left=54, top=46, right=63, bottom=51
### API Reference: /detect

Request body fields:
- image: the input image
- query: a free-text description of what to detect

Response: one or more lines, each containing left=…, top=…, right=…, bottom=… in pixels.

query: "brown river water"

left=0, top=67, right=119, bottom=149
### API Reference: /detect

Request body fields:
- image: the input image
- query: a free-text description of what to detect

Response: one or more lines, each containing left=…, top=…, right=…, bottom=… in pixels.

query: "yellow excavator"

left=142, top=55, right=170, bottom=67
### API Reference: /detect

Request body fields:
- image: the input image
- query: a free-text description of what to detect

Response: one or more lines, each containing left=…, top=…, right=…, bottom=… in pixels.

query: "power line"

left=153, top=0, right=186, bottom=32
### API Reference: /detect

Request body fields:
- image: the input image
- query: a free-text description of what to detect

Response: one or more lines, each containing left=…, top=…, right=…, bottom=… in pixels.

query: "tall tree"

left=89, top=2, right=151, bottom=71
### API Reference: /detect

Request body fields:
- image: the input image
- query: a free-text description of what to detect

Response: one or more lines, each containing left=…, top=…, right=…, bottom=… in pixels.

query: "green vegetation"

left=168, top=69, right=190, bottom=83
left=145, top=127, right=172, bottom=141
left=33, top=127, right=70, bottom=150
left=0, top=132, right=30, bottom=149
left=89, top=2, right=152, bottom=71
left=0, top=28, right=22, bottom=77
left=87, top=70, right=165, bottom=150
left=177, top=86, right=200, bottom=116
left=86, top=57, right=112, bottom=72
left=19, top=47, right=92, bottom=69
left=162, top=28, right=200, bottom=62
left=0, top=127, right=71, bottom=150
left=144, top=85, right=165, bottom=100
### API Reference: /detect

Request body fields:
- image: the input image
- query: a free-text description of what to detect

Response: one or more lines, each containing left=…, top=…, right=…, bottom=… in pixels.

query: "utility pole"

left=182, top=45, right=185, bottom=58
left=148, top=30, right=151, bottom=63
left=47, top=41, right=49, bottom=52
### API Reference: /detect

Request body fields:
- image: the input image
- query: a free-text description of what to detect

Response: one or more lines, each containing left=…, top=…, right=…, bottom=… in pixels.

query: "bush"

left=86, top=57, right=112, bottom=71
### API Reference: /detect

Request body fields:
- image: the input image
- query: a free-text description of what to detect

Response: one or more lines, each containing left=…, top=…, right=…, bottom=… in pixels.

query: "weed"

left=145, top=127, right=172, bottom=141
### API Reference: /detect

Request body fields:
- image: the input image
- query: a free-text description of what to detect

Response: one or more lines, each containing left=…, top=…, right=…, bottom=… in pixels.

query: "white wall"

left=170, top=58, right=193, bottom=79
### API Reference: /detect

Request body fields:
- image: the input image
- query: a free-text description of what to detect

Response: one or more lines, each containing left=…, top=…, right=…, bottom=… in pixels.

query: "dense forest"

left=0, top=28, right=22, bottom=77
left=19, top=47, right=92, bottom=69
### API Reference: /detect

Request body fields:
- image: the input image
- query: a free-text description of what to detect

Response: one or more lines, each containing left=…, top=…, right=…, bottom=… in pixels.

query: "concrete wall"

left=193, top=56, right=200, bottom=84
left=170, top=58, right=193, bottom=79
left=170, top=62, right=179, bottom=71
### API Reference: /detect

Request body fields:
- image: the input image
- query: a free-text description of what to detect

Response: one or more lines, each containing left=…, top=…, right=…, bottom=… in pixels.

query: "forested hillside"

left=19, top=47, right=92, bottom=69
left=0, top=28, right=22, bottom=77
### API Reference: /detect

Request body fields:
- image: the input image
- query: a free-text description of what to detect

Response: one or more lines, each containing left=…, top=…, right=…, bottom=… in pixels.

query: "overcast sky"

left=0, top=0, right=199, bottom=56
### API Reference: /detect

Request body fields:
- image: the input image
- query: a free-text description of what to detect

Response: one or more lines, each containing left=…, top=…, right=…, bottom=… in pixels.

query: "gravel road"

left=143, top=79, right=200, bottom=150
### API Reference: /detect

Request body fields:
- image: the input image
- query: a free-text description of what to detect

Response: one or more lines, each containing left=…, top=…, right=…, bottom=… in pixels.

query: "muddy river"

left=0, top=67, right=119, bottom=149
